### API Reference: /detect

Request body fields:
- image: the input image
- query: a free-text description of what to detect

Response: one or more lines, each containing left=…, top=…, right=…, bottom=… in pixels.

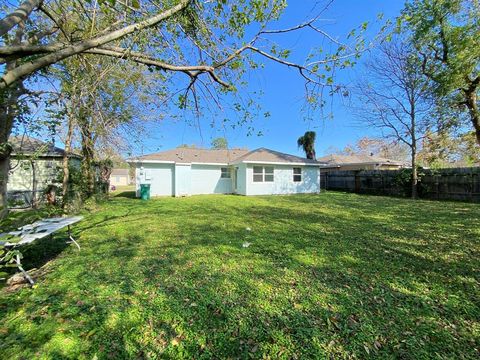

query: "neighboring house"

left=128, top=147, right=322, bottom=197
left=8, top=136, right=81, bottom=197
left=109, top=168, right=132, bottom=187
left=317, top=154, right=407, bottom=172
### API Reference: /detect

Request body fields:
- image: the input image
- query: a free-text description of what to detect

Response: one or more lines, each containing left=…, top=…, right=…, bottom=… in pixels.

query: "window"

left=253, top=166, right=274, bottom=182
left=293, top=167, right=302, bottom=182
left=264, top=167, right=274, bottom=182
left=221, top=167, right=231, bottom=178
left=253, top=166, right=263, bottom=182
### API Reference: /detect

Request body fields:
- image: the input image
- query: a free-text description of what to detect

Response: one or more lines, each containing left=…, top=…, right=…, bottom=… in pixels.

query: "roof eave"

left=322, top=161, right=403, bottom=166
left=231, top=160, right=322, bottom=166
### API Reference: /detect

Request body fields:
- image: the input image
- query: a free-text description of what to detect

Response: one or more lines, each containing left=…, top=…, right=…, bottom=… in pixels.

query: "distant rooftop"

left=111, top=168, right=130, bottom=176
left=317, top=154, right=406, bottom=166
left=9, top=136, right=81, bottom=158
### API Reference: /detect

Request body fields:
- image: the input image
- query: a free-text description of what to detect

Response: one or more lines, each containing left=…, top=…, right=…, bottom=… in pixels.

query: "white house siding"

left=136, top=163, right=174, bottom=197
left=8, top=157, right=81, bottom=192
left=190, top=164, right=233, bottom=195
left=110, top=175, right=129, bottom=186
left=234, top=163, right=247, bottom=195
left=175, top=164, right=191, bottom=196
left=245, top=164, right=320, bottom=195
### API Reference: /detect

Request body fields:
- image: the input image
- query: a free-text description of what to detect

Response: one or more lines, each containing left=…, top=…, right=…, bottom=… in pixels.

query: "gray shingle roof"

left=9, top=136, right=81, bottom=158
left=231, top=148, right=320, bottom=164
left=130, top=147, right=320, bottom=165
left=133, top=148, right=249, bottom=164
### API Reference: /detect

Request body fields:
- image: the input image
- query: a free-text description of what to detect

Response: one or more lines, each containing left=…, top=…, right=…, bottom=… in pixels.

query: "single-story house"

left=128, top=147, right=322, bottom=197
left=7, top=136, right=82, bottom=206
left=8, top=136, right=82, bottom=192
left=317, top=154, right=407, bottom=172
left=109, top=168, right=132, bottom=187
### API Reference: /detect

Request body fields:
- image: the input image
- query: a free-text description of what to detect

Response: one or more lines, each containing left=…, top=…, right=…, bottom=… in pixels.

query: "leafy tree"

left=418, top=129, right=480, bottom=167
left=399, top=0, right=480, bottom=144
left=0, top=0, right=366, bottom=216
left=297, top=131, right=317, bottom=159
left=327, top=137, right=410, bottom=162
left=211, top=137, right=228, bottom=149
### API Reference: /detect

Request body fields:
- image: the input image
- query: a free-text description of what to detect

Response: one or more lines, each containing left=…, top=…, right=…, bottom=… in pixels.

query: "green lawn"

left=1, top=192, right=479, bottom=359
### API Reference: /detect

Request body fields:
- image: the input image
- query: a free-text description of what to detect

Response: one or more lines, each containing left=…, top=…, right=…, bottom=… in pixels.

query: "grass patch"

left=0, top=192, right=479, bottom=359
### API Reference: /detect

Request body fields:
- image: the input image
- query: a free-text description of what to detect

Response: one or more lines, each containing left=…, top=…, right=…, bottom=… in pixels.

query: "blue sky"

left=3, top=0, right=406, bottom=157
left=139, top=0, right=407, bottom=158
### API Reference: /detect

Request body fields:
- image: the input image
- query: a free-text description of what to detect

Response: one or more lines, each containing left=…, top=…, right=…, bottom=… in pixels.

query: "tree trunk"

left=62, top=114, right=75, bottom=207
left=0, top=155, right=10, bottom=218
left=410, top=94, right=418, bottom=199
left=0, top=83, right=22, bottom=218
left=31, top=159, right=38, bottom=208
left=0, top=25, right=26, bottom=218
left=465, top=89, right=480, bottom=145
left=411, top=148, right=418, bottom=199
left=80, top=124, right=95, bottom=197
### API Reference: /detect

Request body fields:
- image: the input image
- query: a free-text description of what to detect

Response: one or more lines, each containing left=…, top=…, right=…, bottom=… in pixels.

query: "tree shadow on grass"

left=113, top=191, right=136, bottom=199
left=109, top=195, right=478, bottom=358
left=1, top=195, right=478, bottom=359
left=0, top=235, right=146, bottom=359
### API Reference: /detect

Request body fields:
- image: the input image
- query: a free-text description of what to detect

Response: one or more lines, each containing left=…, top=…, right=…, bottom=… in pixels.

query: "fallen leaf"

left=171, top=337, right=182, bottom=346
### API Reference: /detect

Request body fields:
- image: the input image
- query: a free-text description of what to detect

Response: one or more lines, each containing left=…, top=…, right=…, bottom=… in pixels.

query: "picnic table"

left=0, top=216, right=83, bottom=285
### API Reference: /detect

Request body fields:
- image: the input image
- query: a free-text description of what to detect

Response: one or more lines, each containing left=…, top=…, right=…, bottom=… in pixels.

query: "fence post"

left=471, top=172, right=474, bottom=202
left=354, top=171, right=360, bottom=193
left=382, top=172, right=385, bottom=195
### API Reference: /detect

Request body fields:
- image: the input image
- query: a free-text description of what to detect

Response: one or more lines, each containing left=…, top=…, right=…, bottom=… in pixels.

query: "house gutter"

left=231, top=160, right=323, bottom=166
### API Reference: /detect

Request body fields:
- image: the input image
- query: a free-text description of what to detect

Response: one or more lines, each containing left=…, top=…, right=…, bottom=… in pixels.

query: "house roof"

left=110, top=168, right=130, bottom=176
left=231, top=148, right=320, bottom=165
left=9, top=136, right=82, bottom=158
left=129, top=147, right=321, bottom=165
left=317, top=154, right=405, bottom=167
left=132, top=148, right=250, bottom=164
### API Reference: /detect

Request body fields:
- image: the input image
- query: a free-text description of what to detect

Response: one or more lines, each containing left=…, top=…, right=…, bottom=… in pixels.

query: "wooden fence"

left=320, top=167, right=480, bottom=202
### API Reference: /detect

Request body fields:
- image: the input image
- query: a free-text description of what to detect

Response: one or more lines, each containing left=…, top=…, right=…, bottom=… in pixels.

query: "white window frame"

left=253, top=166, right=274, bottom=182
left=293, top=167, right=302, bottom=182
left=221, top=167, right=231, bottom=179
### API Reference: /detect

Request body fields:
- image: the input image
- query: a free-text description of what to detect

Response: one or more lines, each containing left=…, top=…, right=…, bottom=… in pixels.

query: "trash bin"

left=140, top=184, right=151, bottom=200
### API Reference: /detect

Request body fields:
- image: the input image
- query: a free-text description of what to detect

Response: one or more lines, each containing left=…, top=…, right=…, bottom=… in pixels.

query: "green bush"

left=392, top=167, right=426, bottom=197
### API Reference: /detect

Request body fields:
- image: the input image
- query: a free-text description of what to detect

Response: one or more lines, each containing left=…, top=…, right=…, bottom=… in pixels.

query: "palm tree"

left=297, top=131, right=316, bottom=159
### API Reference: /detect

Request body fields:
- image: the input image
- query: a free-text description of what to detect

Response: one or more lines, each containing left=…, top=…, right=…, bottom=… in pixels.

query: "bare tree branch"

left=0, top=0, right=43, bottom=37
left=0, top=0, right=191, bottom=89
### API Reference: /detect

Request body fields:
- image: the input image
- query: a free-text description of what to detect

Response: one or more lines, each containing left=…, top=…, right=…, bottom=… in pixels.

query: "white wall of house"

left=110, top=175, right=129, bottom=186
left=190, top=164, right=233, bottom=195
left=136, top=163, right=174, bottom=196
left=175, top=164, right=191, bottom=196
left=234, top=163, right=247, bottom=195
left=244, top=164, right=320, bottom=195
left=134, top=162, right=320, bottom=197
left=8, top=157, right=81, bottom=192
